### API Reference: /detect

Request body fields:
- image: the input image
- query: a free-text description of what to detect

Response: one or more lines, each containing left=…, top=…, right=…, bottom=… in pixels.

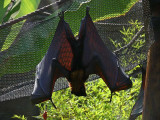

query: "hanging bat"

left=31, top=7, right=132, bottom=108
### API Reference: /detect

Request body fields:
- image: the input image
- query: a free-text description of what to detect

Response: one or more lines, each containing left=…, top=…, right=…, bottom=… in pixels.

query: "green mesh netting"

left=0, top=0, right=152, bottom=102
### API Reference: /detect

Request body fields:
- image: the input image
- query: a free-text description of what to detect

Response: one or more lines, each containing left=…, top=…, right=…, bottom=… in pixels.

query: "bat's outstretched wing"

left=81, top=8, right=132, bottom=93
left=31, top=15, right=74, bottom=105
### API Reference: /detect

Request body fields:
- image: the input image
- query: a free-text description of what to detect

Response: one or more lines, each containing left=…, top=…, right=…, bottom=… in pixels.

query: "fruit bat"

left=31, top=7, right=132, bottom=108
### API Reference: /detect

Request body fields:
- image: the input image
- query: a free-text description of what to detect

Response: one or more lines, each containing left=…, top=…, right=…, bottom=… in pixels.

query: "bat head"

left=69, top=70, right=87, bottom=96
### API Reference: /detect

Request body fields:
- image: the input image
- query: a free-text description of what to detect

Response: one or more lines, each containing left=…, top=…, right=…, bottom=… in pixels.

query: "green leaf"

left=14, top=0, right=40, bottom=19
left=3, top=0, right=21, bottom=22
left=4, top=0, right=10, bottom=8
left=0, top=0, right=10, bottom=23
left=2, top=0, right=40, bottom=23
left=12, top=115, right=27, bottom=120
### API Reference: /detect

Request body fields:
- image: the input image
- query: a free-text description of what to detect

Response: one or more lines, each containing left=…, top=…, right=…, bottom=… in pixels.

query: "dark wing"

left=81, top=9, right=132, bottom=92
left=31, top=17, right=74, bottom=104
left=129, top=87, right=144, bottom=120
left=129, top=65, right=146, bottom=120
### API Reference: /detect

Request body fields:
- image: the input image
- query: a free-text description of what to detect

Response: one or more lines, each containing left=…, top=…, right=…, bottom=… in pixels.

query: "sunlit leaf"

left=15, top=0, right=40, bottom=19
left=0, top=0, right=10, bottom=23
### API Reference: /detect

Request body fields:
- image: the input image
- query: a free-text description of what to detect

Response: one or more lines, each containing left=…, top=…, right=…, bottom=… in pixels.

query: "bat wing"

left=129, top=65, right=146, bottom=120
left=31, top=16, right=74, bottom=104
left=81, top=9, right=132, bottom=93
left=129, top=87, right=144, bottom=120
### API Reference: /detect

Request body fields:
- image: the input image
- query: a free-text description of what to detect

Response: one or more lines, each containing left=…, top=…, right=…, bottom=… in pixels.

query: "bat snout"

left=69, top=70, right=87, bottom=96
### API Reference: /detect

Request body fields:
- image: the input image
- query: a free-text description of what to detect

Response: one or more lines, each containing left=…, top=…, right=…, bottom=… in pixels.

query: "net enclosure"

left=0, top=0, right=152, bottom=104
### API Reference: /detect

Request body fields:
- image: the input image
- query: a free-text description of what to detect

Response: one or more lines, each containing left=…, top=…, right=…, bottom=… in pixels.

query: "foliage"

left=12, top=115, right=27, bottom=120
left=35, top=75, right=142, bottom=120
left=110, top=20, right=145, bottom=49
left=0, top=0, right=40, bottom=24
left=0, top=0, right=9, bottom=23
left=110, top=20, right=146, bottom=67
